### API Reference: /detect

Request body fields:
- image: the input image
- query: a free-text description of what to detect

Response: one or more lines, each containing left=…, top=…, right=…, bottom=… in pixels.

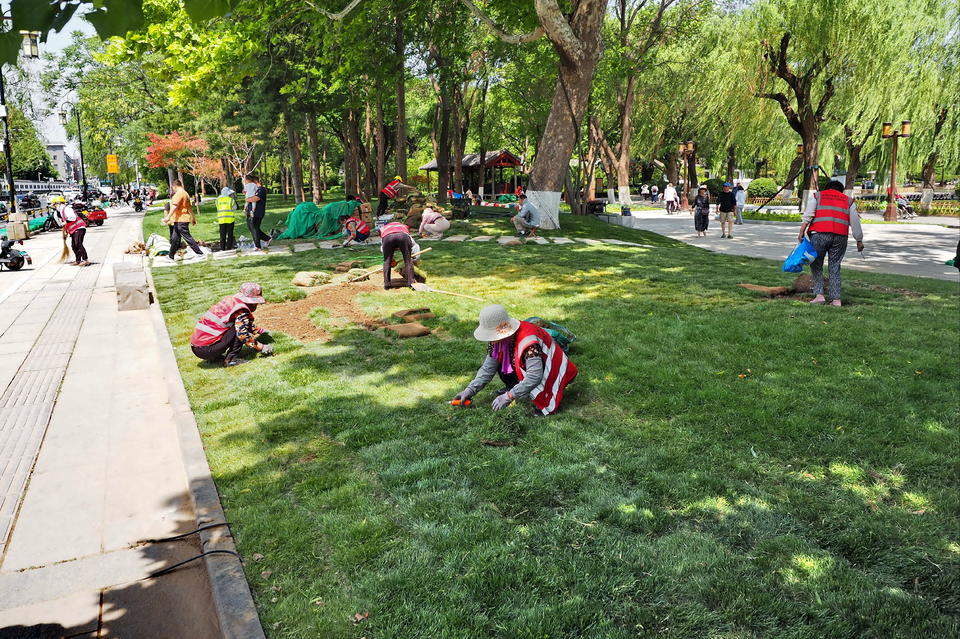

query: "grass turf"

left=150, top=211, right=959, bottom=638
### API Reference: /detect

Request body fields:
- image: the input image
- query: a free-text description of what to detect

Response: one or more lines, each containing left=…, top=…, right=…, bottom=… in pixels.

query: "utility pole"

left=881, top=121, right=911, bottom=222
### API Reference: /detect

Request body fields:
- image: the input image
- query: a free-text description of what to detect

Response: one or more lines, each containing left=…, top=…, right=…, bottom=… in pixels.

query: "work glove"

left=260, top=343, right=274, bottom=356
left=453, top=390, right=473, bottom=402
left=491, top=392, right=514, bottom=411
left=257, top=327, right=269, bottom=336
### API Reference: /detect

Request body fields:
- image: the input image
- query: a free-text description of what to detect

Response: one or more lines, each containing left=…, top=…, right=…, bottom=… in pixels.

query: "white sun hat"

left=473, top=304, right=521, bottom=342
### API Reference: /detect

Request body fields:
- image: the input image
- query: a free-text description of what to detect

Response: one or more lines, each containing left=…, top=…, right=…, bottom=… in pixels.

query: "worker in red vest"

left=377, top=175, right=412, bottom=218
left=339, top=212, right=370, bottom=246
left=453, top=305, right=578, bottom=416
left=797, top=180, right=864, bottom=307
left=190, top=282, right=273, bottom=366
left=379, top=221, right=416, bottom=289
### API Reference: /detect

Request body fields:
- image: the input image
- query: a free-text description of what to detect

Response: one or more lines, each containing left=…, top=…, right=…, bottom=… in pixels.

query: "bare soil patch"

left=257, top=280, right=386, bottom=342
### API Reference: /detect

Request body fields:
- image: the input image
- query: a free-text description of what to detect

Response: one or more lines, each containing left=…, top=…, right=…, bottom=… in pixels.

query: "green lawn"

left=150, top=213, right=959, bottom=638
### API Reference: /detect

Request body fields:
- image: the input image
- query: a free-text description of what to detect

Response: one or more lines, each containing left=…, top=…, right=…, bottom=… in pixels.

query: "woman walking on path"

left=693, top=186, right=710, bottom=237
left=798, top=180, right=864, bottom=307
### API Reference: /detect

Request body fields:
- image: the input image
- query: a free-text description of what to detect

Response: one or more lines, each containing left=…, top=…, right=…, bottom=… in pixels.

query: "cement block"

left=550, top=237, right=575, bottom=244
left=575, top=238, right=604, bottom=245
left=292, top=243, right=316, bottom=252
left=468, top=236, right=494, bottom=242
left=527, top=236, right=550, bottom=244
left=113, top=264, right=150, bottom=311
left=444, top=235, right=469, bottom=242
left=498, top=236, right=523, bottom=246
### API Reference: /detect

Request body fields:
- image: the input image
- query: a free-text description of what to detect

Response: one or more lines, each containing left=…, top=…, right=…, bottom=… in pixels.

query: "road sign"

left=106, top=154, right=119, bottom=174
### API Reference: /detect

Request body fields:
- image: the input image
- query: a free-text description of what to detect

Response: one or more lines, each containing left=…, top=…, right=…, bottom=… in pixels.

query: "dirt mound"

left=256, top=281, right=386, bottom=342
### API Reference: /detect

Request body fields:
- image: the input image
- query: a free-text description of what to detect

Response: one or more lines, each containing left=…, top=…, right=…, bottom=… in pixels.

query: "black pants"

left=70, top=228, right=88, bottom=262
left=246, top=214, right=270, bottom=249
left=382, top=233, right=414, bottom=289
left=376, top=193, right=390, bottom=218
left=191, top=328, right=244, bottom=363
left=170, top=222, right=203, bottom=256
left=218, top=222, right=235, bottom=250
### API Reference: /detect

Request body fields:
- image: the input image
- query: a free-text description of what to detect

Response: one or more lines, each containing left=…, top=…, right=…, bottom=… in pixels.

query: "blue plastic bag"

left=782, top=238, right=818, bottom=273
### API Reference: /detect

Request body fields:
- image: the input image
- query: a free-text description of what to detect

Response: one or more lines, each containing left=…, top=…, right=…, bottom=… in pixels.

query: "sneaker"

left=200, top=246, right=213, bottom=255
left=809, top=295, right=826, bottom=305
left=830, top=300, right=842, bottom=307
left=727, top=234, right=733, bottom=238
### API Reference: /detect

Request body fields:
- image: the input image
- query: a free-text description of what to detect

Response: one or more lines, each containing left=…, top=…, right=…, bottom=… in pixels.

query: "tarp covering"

left=276, top=200, right=360, bottom=239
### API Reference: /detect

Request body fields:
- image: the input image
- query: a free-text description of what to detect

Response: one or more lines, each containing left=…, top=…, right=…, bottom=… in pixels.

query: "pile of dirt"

left=256, top=281, right=385, bottom=342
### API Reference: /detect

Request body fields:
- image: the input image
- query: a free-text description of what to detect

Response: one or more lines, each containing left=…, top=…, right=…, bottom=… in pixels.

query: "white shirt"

left=663, top=186, right=677, bottom=201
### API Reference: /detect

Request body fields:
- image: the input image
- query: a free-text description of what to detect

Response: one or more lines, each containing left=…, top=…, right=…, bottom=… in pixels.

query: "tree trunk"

left=663, top=150, right=679, bottom=184
left=306, top=115, right=323, bottom=203
left=476, top=75, right=489, bottom=199
left=342, top=109, right=362, bottom=196
left=375, top=95, right=386, bottom=196
left=320, top=135, right=328, bottom=192
left=685, top=149, right=698, bottom=190
left=725, top=145, right=736, bottom=184
left=783, top=153, right=804, bottom=198
left=166, top=166, right=175, bottom=193
left=920, top=106, right=948, bottom=214
left=451, top=85, right=465, bottom=193
left=394, top=10, right=407, bottom=181
left=436, top=90, right=452, bottom=204
left=527, top=0, right=606, bottom=220
left=801, top=130, right=819, bottom=200
left=845, top=147, right=861, bottom=197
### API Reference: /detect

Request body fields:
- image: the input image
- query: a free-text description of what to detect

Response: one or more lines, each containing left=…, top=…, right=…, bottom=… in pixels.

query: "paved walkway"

left=0, top=208, right=220, bottom=637
left=602, top=211, right=960, bottom=281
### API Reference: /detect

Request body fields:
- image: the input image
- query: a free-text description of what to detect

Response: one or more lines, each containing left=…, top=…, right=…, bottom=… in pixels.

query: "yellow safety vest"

left=215, top=196, right=236, bottom=223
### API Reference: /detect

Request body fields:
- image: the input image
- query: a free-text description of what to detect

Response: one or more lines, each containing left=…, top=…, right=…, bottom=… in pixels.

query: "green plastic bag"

left=524, top=317, right=576, bottom=353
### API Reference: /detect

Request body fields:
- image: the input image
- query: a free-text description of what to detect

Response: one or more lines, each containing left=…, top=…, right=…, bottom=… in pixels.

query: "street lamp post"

left=881, top=120, right=911, bottom=222
left=0, top=27, right=41, bottom=215
left=678, top=140, right=694, bottom=211
left=59, top=105, right=88, bottom=200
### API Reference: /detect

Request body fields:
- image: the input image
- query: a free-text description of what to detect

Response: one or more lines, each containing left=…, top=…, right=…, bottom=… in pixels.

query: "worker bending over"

left=190, top=282, right=274, bottom=367
left=418, top=207, right=450, bottom=238
left=379, top=221, right=417, bottom=289
left=453, top=305, right=578, bottom=416
left=340, top=210, right=370, bottom=245
left=377, top=175, right=414, bottom=218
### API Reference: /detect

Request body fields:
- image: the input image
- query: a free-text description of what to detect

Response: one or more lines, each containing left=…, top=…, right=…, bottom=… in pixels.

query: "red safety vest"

left=345, top=216, right=369, bottom=235
left=512, top=321, right=578, bottom=416
left=810, top=190, right=852, bottom=236
left=379, top=221, right=409, bottom=238
left=190, top=296, right=252, bottom=347
left=381, top=179, right=402, bottom=198
left=64, top=218, right=86, bottom=235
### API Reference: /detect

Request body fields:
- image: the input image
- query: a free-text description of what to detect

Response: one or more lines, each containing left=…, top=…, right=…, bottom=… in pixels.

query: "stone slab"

left=0, top=590, right=100, bottom=636
left=527, top=236, right=550, bottom=244
left=292, top=243, right=317, bottom=252
left=498, top=236, right=524, bottom=246
left=575, top=238, right=604, bottom=245
left=212, top=251, right=239, bottom=260
left=468, top=236, right=494, bottom=242
left=600, top=238, right=653, bottom=247
left=444, top=235, right=469, bottom=242
left=550, top=237, right=575, bottom=244
left=266, top=245, right=291, bottom=254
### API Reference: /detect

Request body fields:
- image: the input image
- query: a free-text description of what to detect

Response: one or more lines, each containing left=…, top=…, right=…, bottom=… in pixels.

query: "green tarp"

left=276, top=200, right=361, bottom=240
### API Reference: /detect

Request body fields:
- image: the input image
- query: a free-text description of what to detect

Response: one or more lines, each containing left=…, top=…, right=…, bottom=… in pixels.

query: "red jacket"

left=513, top=321, right=578, bottom=416
left=381, top=179, right=402, bottom=198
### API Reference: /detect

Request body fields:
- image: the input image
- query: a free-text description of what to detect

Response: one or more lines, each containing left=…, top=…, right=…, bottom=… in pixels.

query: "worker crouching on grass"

left=340, top=208, right=370, bottom=246
left=190, top=282, right=274, bottom=367
left=453, top=305, right=578, bottom=416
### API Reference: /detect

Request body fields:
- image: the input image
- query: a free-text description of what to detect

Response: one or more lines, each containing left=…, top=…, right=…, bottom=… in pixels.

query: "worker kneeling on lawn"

left=190, top=282, right=273, bottom=367
left=453, top=305, right=578, bottom=416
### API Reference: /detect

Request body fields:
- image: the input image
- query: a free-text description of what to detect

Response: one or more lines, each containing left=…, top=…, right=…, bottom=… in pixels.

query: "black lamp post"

left=678, top=140, right=694, bottom=211
left=0, top=27, right=41, bottom=215
left=59, top=105, right=88, bottom=200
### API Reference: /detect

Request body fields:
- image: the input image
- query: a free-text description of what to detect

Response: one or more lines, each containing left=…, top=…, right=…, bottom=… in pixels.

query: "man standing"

left=169, top=179, right=207, bottom=261
left=243, top=174, right=271, bottom=252
left=663, top=183, right=678, bottom=213
left=376, top=175, right=412, bottom=218
left=215, top=187, right=237, bottom=250
left=798, top=180, right=864, bottom=307
left=734, top=182, right=747, bottom=224
left=717, top=182, right=737, bottom=238
left=511, top=193, right=541, bottom=237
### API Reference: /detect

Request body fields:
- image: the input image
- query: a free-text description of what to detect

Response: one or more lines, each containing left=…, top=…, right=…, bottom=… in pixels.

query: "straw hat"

left=473, top=304, right=521, bottom=342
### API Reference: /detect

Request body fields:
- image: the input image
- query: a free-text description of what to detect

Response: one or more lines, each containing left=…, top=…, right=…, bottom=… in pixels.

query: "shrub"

left=954, top=183, right=960, bottom=198
left=748, top=177, right=778, bottom=198
left=704, top=178, right=725, bottom=198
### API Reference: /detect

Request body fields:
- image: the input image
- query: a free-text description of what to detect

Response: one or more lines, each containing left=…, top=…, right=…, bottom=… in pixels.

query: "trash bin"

left=621, top=205, right=631, bottom=216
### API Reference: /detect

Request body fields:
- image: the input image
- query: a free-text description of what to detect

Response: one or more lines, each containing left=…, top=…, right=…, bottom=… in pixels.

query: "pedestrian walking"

left=640, top=184, right=650, bottom=201
left=663, top=183, right=678, bottom=213
left=734, top=182, right=747, bottom=224
left=243, top=174, right=271, bottom=252
left=650, top=184, right=659, bottom=203
left=798, top=180, right=864, bottom=307
left=693, top=186, right=710, bottom=237
left=168, top=179, right=207, bottom=261
left=718, top=182, right=737, bottom=238
left=215, top=187, right=237, bottom=250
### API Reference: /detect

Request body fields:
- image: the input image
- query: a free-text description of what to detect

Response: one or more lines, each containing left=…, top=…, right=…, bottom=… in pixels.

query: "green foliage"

left=704, top=177, right=725, bottom=197
left=747, top=177, right=778, bottom=198
left=2, top=106, right=55, bottom=179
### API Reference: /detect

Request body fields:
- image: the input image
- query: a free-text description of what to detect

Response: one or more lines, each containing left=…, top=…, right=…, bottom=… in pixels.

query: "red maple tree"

left=145, top=131, right=208, bottom=169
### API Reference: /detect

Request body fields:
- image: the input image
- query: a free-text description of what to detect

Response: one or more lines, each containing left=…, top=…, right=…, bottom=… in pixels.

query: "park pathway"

left=0, top=207, right=222, bottom=637
left=601, top=211, right=960, bottom=281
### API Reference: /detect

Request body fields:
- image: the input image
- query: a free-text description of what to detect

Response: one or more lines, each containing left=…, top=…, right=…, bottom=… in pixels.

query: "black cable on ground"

left=139, top=521, right=231, bottom=544
left=145, top=549, right=241, bottom=580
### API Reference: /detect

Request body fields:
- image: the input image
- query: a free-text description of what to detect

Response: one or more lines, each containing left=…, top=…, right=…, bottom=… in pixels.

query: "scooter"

left=133, top=197, right=144, bottom=212
left=42, top=206, right=62, bottom=232
left=0, top=238, right=31, bottom=271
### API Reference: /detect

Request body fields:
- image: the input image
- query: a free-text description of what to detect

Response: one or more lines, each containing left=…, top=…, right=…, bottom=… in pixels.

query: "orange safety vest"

left=381, top=179, right=402, bottom=198
left=190, top=296, right=252, bottom=347
left=379, top=221, right=409, bottom=238
left=810, top=190, right=852, bottom=236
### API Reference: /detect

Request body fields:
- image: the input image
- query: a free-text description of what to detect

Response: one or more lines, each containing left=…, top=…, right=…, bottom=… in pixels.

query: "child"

left=693, top=186, right=710, bottom=237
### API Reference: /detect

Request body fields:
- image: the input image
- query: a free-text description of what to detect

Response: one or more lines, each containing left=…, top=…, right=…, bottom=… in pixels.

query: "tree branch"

left=458, top=0, right=545, bottom=44
left=758, top=92, right=802, bottom=133
left=303, top=0, right=364, bottom=20
left=535, top=0, right=584, bottom=62
left=814, top=76, right=834, bottom=121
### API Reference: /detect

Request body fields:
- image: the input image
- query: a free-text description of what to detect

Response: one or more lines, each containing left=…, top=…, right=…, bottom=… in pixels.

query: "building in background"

left=45, top=143, right=77, bottom=181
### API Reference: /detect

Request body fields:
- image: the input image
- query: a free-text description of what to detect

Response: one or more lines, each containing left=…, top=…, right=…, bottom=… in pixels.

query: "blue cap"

left=723, top=182, right=732, bottom=187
